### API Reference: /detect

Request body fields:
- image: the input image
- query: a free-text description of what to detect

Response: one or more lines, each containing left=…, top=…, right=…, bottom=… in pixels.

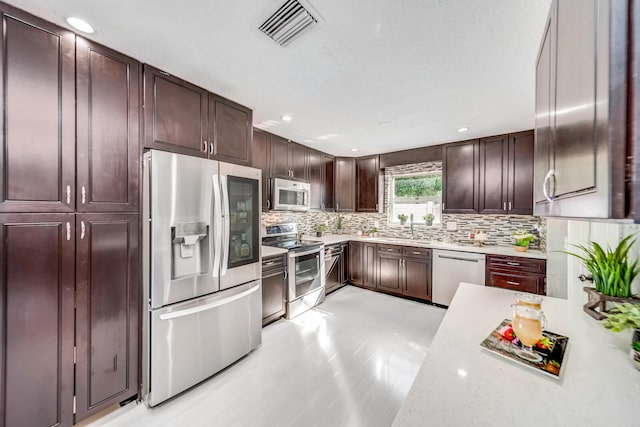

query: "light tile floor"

left=86, top=286, right=446, bottom=427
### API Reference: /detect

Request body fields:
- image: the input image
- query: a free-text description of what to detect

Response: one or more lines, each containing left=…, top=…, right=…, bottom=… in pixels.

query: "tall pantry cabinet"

left=0, top=4, right=140, bottom=426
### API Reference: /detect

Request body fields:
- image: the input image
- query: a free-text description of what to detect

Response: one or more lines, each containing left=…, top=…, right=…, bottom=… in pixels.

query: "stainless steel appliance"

left=262, top=224, right=325, bottom=318
left=272, top=177, right=310, bottom=211
left=142, top=150, right=262, bottom=407
left=431, top=250, right=485, bottom=306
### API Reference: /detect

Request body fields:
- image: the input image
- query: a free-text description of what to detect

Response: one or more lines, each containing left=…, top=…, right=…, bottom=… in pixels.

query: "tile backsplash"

left=262, top=161, right=546, bottom=251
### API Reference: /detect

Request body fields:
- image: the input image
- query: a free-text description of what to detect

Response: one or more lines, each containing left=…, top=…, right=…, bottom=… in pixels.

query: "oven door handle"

left=289, top=247, right=324, bottom=258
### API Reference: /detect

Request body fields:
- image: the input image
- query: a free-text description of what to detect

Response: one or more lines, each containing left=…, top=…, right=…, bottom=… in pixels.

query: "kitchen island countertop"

left=392, top=283, right=640, bottom=426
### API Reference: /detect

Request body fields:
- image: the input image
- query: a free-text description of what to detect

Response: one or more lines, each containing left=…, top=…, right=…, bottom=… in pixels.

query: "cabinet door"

left=442, top=140, right=479, bottom=213
left=289, top=142, right=308, bottom=180
left=403, top=257, right=432, bottom=301
left=335, top=157, right=356, bottom=212
left=270, top=134, right=290, bottom=178
left=251, top=129, right=271, bottom=211
left=0, top=213, right=75, bottom=427
left=356, top=155, right=380, bottom=212
left=0, top=9, right=75, bottom=213
left=349, top=241, right=363, bottom=286
left=363, top=243, right=377, bottom=289
left=378, top=253, right=402, bottom=293
left=77, top=39, right=140, bottom=213
left=323, top=155, right=335, bottom=211
left=143, top=65, right=208, bottom=157
left=340, top=243, right=349, bottom=283
left=308, top=148, right=323, bottom=210
left=508, top=131, right=534, bottom=215
left=75, top=214, right=139, bottom=422
left=486, top=269, right=544, bottom=295
left=210, top=95, right=252, bottom=165
left=478, top=135, right=508, bottom=214
left=262, top=268, right=286, bottom=326
left=534, top=11, right=555, bottom=210
left=553, top=0, right=597, bottom=198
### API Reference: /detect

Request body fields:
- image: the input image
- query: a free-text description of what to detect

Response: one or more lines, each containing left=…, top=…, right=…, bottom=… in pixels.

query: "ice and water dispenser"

left=171, top=222, right=210, bottom=279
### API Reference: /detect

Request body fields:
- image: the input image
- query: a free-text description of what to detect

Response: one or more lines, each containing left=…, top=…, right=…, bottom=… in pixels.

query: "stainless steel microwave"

left=272, top=177, right=310, bottom=211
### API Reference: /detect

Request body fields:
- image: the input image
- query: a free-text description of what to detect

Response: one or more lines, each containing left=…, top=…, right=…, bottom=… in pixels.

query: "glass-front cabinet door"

left=227, top=175, right=259, bottom=268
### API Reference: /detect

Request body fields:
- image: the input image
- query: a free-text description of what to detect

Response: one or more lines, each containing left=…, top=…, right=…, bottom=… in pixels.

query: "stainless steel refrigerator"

left=142, top=150, right=262, bottom=407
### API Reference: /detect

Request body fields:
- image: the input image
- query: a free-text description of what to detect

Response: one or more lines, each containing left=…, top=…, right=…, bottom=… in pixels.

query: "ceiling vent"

left=259, top=0, right=318, bottom=46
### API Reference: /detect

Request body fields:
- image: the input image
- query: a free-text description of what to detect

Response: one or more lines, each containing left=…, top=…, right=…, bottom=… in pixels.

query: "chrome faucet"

left=297, top=231, right=305, bottom=242
left=410, top=214, right=415, bottom=240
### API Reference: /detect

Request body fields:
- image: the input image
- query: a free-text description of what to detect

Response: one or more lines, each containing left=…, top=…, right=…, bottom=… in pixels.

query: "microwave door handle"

left=212, top=174, right=222, bottom=278
left=220, top=175, right=230, bottom=276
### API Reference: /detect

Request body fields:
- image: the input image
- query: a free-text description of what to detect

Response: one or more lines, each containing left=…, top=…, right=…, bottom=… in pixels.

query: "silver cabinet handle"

left=66, top=222, right=71, bottom=241
left=203, top=140, right=208, bottom=153
left=209, top=140, right=215, bottom=155
left=508, top=201, right=512, bottom=211
left=387, top=248, right=393, bottom=252
left=413, top=251, right=421, bottom=255
left=284, top=270, right=288, bottom=279
left=81, top=186, right=86, bottom=204
left=336, top=203, right=339, bottom=211
left=507, top=281, right=520, bottom=286
left=266, top=199, right=270, bottom=210
left=66, top=185, right=71, bottom=204
left=503, top=202, right=506, bottom=210
left=542, top=169, right=555, bottom=202
left=507, top=262, right=520, bottom=266
left=80, top=221, right=86, bottom=240
left=265, top=261, right=275, bottom=266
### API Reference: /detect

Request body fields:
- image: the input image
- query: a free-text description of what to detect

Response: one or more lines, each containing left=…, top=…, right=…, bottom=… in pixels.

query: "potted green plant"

left=368, top=227, right=378, bottom=237
left=564, top=235, right=640, bottom=319
left=336, top=215, right=344, bottom=234
left=512, top=231, right=535, bottom=252
left=398, top=214, right=408, bottom=225
left=314, top=223, right=327, bottom=237
left=423, top=214, right=434, bottom=226
left=601, top=303, right=640, bottom=371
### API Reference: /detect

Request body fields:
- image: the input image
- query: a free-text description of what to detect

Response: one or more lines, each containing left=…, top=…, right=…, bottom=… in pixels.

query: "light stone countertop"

left=306, top=234, right=547, bottom=259
left=261, top=245, right=288, bottom=258
left=392, top=283, right=640, bottom=426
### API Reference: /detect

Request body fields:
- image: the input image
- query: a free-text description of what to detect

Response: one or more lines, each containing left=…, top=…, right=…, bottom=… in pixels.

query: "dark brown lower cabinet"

left=485, top=255, right=546, bottom=295
left=349, top=242, right=363, bottom=286
left=377, top=245, right=402, bottom=293
left=362, top=243, right=377, bottom=289
left=262, top=255, right=287, bottom=326
left=75, top=214, right=139, bottom=422
left=403, top=255, right=432, bottom=300
left=0, top=214, right=75, bottom=427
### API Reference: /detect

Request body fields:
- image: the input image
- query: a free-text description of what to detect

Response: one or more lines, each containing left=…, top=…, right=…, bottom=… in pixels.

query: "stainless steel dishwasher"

left=432, top=249, right=486, bottom=306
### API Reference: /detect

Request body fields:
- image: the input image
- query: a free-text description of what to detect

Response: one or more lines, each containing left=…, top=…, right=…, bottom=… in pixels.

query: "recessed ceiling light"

left=281, top=115, right=292, bottom=122
left=351, top=148, right=358, bottom=152
left=379, top=121, right=391, bottom=126
left=66, top=17, right=94, bottom=34
left=457, top=127, right=470, bottom=133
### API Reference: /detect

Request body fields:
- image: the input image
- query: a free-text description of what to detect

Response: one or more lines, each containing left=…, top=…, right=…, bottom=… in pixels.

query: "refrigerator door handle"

left=212, top=174, right=223, bottom=278
left=158, top=283, right=260, bottom=320
left=220, top=174, right=230, bottom=276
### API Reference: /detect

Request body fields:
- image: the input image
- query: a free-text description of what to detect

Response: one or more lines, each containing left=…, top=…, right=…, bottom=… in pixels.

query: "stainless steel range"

left=262, top=224, right=325, bottom=319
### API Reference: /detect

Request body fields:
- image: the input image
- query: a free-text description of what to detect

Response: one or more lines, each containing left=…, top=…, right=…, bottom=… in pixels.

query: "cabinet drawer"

left=262, top=255, right=286, bottom=272
left=486, top=255, right=546, bottom=274
left=487, top=270, right=543, bottom=294
left=377, top=244, right=402, bottom=256
left=402, top=247, right=432, bottom=259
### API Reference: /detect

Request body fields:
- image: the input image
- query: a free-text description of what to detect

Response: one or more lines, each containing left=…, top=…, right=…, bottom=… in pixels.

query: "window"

left=389, top=173, right=443, bottom=225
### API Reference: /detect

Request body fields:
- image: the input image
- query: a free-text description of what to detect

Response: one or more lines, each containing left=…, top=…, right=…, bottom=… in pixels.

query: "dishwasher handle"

left=437, top=254, right=481, bottom=263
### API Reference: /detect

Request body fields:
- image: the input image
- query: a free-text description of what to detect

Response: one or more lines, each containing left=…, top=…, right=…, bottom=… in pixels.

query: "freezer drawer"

left=146, top=280, right=262, bottom=407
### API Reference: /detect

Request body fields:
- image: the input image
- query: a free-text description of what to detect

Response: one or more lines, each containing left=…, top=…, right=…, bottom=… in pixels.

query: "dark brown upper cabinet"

left=143, top=65, right=208, bottom=157
left=442, top=140, right=480, bottom=214
left=251, top=129, right=271, bottom=210
left=209, top=94, right=252, bottom=166
left=308, top=148, right=323, bottom=210
left=77, top=38, right=140, bottom=213
left=75, top=213, right=139, bottom=422
left=0, top=7, right=75, bottom=213
left=533, top=0, right=630, bottom=220
left=290, top=142, right=308, bottom=180
left=335, top=157, right=356, bottom=212
left=0, top=213, right=75, bottom=427
left=270, top=134, right=291, bottom=178
left=478, top=135, right=509, bottom=214
left=508, top=131, right=534, bottom=215
left=356, top=155, right=380, bottom=212
left=323, top=154, right=335, bottom=211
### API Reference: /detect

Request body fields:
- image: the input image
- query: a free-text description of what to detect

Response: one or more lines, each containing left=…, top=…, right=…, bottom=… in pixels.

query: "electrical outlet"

left=374, top=221, right=380, bottom=228
left=446, top=221, right=457, bottom=231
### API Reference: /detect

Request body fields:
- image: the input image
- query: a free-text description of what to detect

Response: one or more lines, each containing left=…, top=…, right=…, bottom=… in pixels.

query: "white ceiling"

left=8, top=0, right=551, bottom=156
